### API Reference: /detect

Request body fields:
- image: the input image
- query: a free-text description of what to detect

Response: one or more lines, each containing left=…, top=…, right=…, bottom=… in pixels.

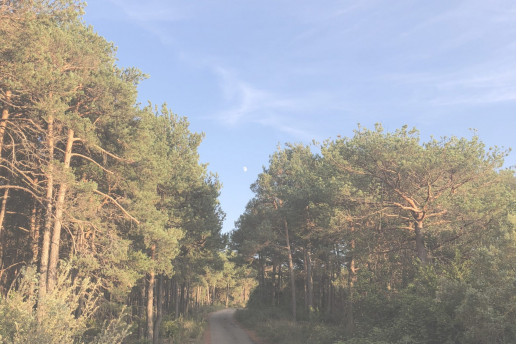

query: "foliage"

left=160, top=305, right=220, bottom=344
left=0, top=263, right=130, bottom=344
left=231, top=124, right=515, bottom=343
left=0, top=1, right=226, bottom=343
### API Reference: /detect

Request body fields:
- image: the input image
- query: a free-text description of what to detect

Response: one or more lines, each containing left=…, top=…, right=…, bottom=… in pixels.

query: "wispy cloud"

left=383, top=58, right=516, bottom=107
left=213, top=67, right=269, bottom=125
left=211, top=66, right=338, bottom=140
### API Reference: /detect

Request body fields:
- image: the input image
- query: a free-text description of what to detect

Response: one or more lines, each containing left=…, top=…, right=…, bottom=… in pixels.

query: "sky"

left=83, top=0, right=516, bottom=234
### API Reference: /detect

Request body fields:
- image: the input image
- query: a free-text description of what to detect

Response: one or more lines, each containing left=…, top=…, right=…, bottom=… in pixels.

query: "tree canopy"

left=231, top=125, right=515, bottom=343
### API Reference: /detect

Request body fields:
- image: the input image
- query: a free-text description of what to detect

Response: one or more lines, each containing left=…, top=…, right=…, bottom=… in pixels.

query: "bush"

left=159, top=305, right=220, bottom=343
left=0, top=264, right=130, bottom=344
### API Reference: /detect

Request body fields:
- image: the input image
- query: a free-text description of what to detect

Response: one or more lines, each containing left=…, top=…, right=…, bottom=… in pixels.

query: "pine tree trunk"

left=138, top=282, right=145, bottom=339
left=0, top=91, right=11, bottom=287
left=0, top=189, right=8, bottom=272
left=153, top=274, right=163, bottom=344
left=225, top=281, right=229, bottom=308
left=277, top=262, right=282, bottom=306
left=346, top=226, right=356, bottom=334
left=175, top=280, right=180, bottom=318
left=38, top=113, right=55, bottom=316
left=415, top=220, right=427, bottom=264
left=30, top=190, right=40, bottom=264
left=147, top=245, right=156, bottom=342
left=303, top=249, right=308, bottom=311
left=47, top=128, right=74, bottom=291
left=271, top=261, right=276, bottom=307
left=346, top=243, right=356, bottom=335
left=185, top=283, right=190, bottom=316
left=284, top=219, right=296, bottom=321
left=306, top=247, right=313, bottom=316
left=166, top=278, right=171, bottom=312
left=147, top=271, right=155, bottom=341
left=180, top=283, right=186, bottom=312
left=0, top=90, right=11, bottom=152
left=258, top=253, right=264, bottom=301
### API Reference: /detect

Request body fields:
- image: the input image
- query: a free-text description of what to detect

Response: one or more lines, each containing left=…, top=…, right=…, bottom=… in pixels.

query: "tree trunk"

left=346, top=240, right=356, bottom=335
left=345, top=225, right=356, bottom=334
left=47, top=128, right=74, bottom=291
left=284, top=219, right=296, bottom=321
left=30, top=190, right=39, bottom=264
left=205, top=284, right=210, bottom=307
left=147, top=271, right=155, bottom=341
left=303, top=249, right=308, bottom=311
left=38, top=113, right=54, bottom=317
left=0, top=91, right=11, bottom=291
left=0, top=90, right=11, bottom=152
left=166, top=278, right=171, bottom=312
left=258, top=252, right=264, bottom=301
left=306, top=247, right=313, bottom=316
left=196, top=285, right=199, bottom=308
left=0, top=188, right=8, bottom=274
left=415, top=220, right=427, bottom=264
left=185, top=283, right=190, bottom=316
left=174, top=280, right=180, bottom=319
left=153, top=274, right=163, bottom=344
left=277, top=262, right=282, bottom=306
left=271, top=260, right=276, bottom=307
left=138, top=282, right=145, bottom=339
left=180, top=283, right=186, bottom=313
left=147, top=245, right=156, bottom=342
left=225, top=281, right=229, bottom=308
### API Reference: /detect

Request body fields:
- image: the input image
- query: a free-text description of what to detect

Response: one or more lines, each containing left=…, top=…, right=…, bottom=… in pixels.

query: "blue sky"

left=84, top=0, right=516, bottom=233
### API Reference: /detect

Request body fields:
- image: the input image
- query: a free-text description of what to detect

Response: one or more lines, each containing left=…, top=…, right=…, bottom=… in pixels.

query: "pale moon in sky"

left=243, top=166, right=248, bottom=172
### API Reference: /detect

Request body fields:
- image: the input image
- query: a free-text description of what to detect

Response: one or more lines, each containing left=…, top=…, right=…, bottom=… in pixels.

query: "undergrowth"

left=159, top=305, right=223, bottom=344
left=235, top=307, right=344, bottom=344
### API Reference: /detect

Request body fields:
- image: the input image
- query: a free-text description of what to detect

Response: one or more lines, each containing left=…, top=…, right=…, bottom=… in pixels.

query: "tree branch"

left=71, top=153, right=114, bottom=174
left=93, top=189, right=139, bottom=224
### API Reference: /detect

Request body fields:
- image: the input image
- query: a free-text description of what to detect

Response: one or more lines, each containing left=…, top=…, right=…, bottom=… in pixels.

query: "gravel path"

left=207, top=308, right=255, bottom=344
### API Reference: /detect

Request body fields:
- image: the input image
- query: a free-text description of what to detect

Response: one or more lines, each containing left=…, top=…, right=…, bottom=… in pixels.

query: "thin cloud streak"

left=212, top=66, right=347, bottom=140
left=380, top=52, right=516, bottom=107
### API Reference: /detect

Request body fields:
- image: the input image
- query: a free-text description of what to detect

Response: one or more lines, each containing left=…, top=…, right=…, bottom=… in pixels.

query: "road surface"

left=207, top=308, right=255, bottom=344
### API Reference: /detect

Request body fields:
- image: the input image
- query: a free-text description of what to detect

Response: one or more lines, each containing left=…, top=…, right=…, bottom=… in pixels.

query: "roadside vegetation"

left=1, top=1, right=515, bottom=344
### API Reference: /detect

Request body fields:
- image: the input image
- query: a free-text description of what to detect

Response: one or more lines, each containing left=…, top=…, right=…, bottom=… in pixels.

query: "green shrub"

left=0, top=264, right=130, bottom=344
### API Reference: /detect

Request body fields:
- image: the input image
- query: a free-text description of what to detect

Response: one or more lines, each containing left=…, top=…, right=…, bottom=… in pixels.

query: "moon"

left=243, top=166, right=248, bottom=172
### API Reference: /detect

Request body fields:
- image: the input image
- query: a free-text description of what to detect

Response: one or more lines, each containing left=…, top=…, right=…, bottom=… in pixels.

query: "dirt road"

left=207, top=308, right=255, bottom=344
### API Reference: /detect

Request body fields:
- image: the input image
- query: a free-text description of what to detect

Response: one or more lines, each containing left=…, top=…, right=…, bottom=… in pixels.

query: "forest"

left=231, top=128, right=516, bottom=344
left=1, top=1, right=515, bottom=344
